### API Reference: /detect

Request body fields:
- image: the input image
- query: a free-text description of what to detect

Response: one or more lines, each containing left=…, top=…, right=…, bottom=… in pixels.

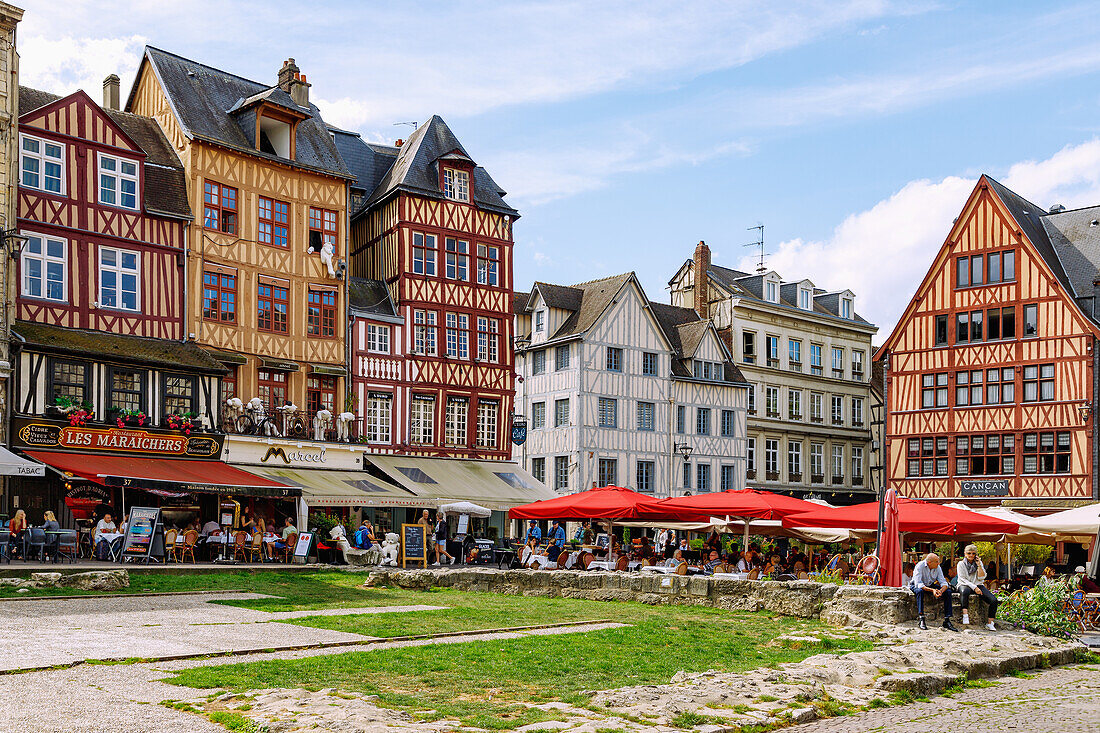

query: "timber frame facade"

left=876, top=176, right=1100, bottom=506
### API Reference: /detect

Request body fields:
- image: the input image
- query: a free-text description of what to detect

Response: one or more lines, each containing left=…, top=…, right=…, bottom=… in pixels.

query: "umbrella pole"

left=743, top=518, right=750, bottom=555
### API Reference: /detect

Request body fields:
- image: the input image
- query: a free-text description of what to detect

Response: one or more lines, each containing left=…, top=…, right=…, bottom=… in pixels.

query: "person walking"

left=910, top=553, right=958, bottom=631
left=432, top=512, right=455, bottom=566
left=956, top=545, right=998, bottom=630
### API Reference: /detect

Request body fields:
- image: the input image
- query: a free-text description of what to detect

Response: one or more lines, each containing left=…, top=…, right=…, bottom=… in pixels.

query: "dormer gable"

left=815, top=289, right=856, bottom=319
left=780, top=278, right=816, bottom=311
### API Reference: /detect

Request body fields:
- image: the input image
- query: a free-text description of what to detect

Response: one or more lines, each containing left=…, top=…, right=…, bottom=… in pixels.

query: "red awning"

left=24, top=450, right=298, bottom=499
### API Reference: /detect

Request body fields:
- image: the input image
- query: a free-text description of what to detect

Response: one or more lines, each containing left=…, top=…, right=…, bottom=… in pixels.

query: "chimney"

left=277, top=58, right=299, bottom=92
left=693, top=240, right=711, bottom=319
left=394, top=139, right=404, bottom=147
left=278, top=58, right=310, bottom=107
left=102, top=74, right=120, bottom=110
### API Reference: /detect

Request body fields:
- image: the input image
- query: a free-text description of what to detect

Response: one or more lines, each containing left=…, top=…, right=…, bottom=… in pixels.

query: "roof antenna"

left=393, top=121, right=418, bottom=130
left=743, top=223, right=767, bottom=273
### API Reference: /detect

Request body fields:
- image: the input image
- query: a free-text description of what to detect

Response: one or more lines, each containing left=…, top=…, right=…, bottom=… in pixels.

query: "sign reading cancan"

left=960, top=479, right=1010, bottom=497
left=11, top=417, right=223, bottom=457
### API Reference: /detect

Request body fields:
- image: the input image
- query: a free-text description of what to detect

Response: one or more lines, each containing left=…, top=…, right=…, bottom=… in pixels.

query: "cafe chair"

left=615, top=555, right=629, bottom=572
left=163, top=530, right=178, bottom=562
left=246, top=532, right=263, bottom=563
left=176, top=530, right=198, bottom=563
left=232, top=531, right=249, bottom=562
left=675, top=561, right=688, bottom=575
left=26, top=528, right=46, bottom=562
left=55, top=531, right=78, bottom=564
left=277, top=533, right=298, bottom=563
left=555, top=550, right=569, bottom=569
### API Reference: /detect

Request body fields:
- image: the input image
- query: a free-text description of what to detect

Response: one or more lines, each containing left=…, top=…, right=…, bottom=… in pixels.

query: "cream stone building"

left=669, top=242, right=877, bottom=502
left=0, top=2, right=20, bottom=447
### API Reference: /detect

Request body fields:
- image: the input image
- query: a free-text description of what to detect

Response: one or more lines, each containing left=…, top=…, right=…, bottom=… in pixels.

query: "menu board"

left=293, top=532, right=314, bottom=562
left=401, top=523, right=428, bottom=568
left=121, top=507, right=163, bottom=560
left=456, top=514, right=469, bottom=536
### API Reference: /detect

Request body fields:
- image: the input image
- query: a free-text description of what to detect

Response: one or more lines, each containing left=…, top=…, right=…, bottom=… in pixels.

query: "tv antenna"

left=743, top=224, right=767, bottom=273
left=393, top=121, right=419, bottom=130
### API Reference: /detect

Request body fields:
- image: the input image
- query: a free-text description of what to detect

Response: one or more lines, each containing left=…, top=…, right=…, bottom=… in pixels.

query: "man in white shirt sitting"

left=94, top=513, right=116, bottom=560
left=909, top=553, right=958, bottom=631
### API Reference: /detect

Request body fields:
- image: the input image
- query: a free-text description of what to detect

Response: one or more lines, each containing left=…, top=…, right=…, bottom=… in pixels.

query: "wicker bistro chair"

left=277, top=533, right=298, bottom=563
left=675, top=561, right=689, bottom=575
left=175, top=530, right=198, bottom=563
left=232, top=531, right=249, bottom=562
left=247, top=532, right=264, bottom=563
left=163, top=530, right=178, bottom=562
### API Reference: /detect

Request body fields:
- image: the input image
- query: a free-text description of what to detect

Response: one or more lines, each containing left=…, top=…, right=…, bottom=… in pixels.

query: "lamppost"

left=674, top=443, right=693, bottom=495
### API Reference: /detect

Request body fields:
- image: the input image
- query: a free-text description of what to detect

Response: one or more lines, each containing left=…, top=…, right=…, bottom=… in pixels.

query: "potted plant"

left=165, top=412, right=195, bottom=435
left=116, top=409, right=147, bottom=428
left=67, top=407, right=93, bottom=427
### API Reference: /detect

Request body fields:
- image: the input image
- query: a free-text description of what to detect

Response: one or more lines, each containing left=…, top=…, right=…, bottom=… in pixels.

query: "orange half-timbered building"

left=876, top=176, right=1100, bottom=506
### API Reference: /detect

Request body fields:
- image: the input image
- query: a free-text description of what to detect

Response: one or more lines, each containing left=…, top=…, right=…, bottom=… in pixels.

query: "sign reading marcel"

left=224, top=435, right=364, bottom=470
left=12, top=417, right=223, bottom=457
left=960, top=479, right=1010, bottom=497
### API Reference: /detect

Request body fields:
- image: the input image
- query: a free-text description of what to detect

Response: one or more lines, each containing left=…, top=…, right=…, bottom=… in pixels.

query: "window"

left=765, top=386, right=779, bottom=418
left=532, top=350, right=546, bottom=375
left=446, top=313, right=470, bottom=359
left=810, top=443, right=824, bottom=480
left=258, top=197, right=289, bottom=247
left=598, top=458, right=617, bottom=487
left=606, top=347, right=623, bottom=372
left=534, top=310, right=545, bottom=333
left=445, top=397, right=468, bottom=446
left=742, top=332, right=756, bottom=364
left=851, top=446, right=864, bottom=482
left=832, top=445, right=844, bottom=481
left=955, top=370, right=984, bottom=407
left=765, top=280, right=778, bottom=302
left=852, top=350, right=864, bottom=379
left=598, top=397, right=617, bottom=428
left=831, top=395, right=844, bottom=425
left=410, top=396, right=436, bottom=444
left=841, top=298, right=853, bottom=319
left=367, top=323, right=390, bottom=353
left=637, top=401, right=655, bottom=431
left=851, top=397, right=864, bottom=426
left=642, top=351, right=658, bottom=376
left=98, top=153, right=138, bottom=210
left=696, top=463, right=711, bottom=493
left=308, top=207, right=338, bottom=255
left=683, top=461, right=692, bottom=490
left=162, top=375, right=195, bottom=416
left=956, top=434, right=1015, bottom=476
left=831, top=347, right=844, bottom=378
left=99, top=247, right=140, bottom=311
left=532, top=401, right=546, bottom=429
left=365, top=392, right=392, bottom=443
left=20, top=233, right=66, bottom=301
left=256, top=369, right=287, bottom=412
left=554, top=398, right=570, bottom=427
left=721, top=409, right=735, bottom=437
left=766, top=336, right=779, bottom=368
left=476, top=244, right=500, bottom=286
left=921, top=373, right=949, bottom=408
left=692, top=360, right=722, bottom=380
left=21, top=133, right=65, bottom=195
left=747, top=387, right=756, bottom=415
left=306, top=375, right=337, bottom=415
left=788, top=441, right=802, bottom=478
left=203, top=181, right=237, bottom=234
left=413, top=309, right=438, bottom=356
left=787, top=339, right=802, bottom=372
left=696, top=407, right=711, bottom=435
left=985, top=367, right=1015, bottom=404
left=307, top=288, right=337, bottom=338
left=809, top=392, right=824, bottom=423
left=1023, top=304, right=1038, bottom=337
left=257, top=281, right=289, bottom=333
left=531, top=457, right=546, bottom=485
left=1003, top=250, right=1016, bottom=281
left=747, top=437, right=756, bottom=474
left=109, top=368, right=145, bottom=413
left=799, top=288, right=812, bottom=310
left=476, top=317, right=500, bottom=362
left=445, top=238, right=469, bottom=280
left=1023, top=431, right=1071, bottom=474
left=935, top=315, right=948, bottom=346
left=1022, top=363, right=1055, bottom=402
left=555, top=345, right=571, bottom=370
left=412, top=232, right=438, bottom=276
left=636, top=460, right=655, bottom=493
left=221, top=367, right=237, bottom=405
left=202, top=268, right=236, bottom=322
left=676, top=405, right=686, bottom=433
left=720, top=464, right=736, bottom=492
left=764, top=439, right=779, bottom=476
left=443, top=167, right=469, bottom=201
left=50, top=360, right=87, bottom=404
left=788, top=389, right=802, bottom=420
left=907, top=436, right=949, bottom=477
left=810, top=344, right=823, bottom=375
left=554, top=456, right=570, bottom=490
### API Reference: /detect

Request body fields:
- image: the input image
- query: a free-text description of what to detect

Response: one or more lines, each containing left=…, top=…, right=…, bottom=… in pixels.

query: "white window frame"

left=476, top=400, right=499, bottom=448
left=410, top=396, right=435, bottom=444
left=598, top=397, right=617, bottom=428
left=765, top=280, right=778, bottom=303
left=810, top=443, right=824, bottom=478
left=637, top=401, right=655, bottom=431
left=841, top=297, right=853, bottom=319
left=98, top=246, right=141, bottom=312
left=534, top=310, right=545, bottom=333
left=443, top=167, right=470, bottom=202
left=97, top=152, right=140, bottom=210
left=365, top=392, right=392, bottom=443
left=20, top=231, right=67, bottom=302
left=852, top=446, right=864, bottom=479
left=20, top=133, right=65, bottom=195
left=799, top=287, right=812, bottom=310
left=764, top=439, right=779, bottom=474
left=554, top=398, right=570, bottom=427
left=445, top=397, right=469, bottom=447
left=367, top=323, right=391, bottom=354
left=832, top=445, right=845, bottom=478
left=532, top=401, right=546, bottom=429
left=413, top=309, right=438, bottom=356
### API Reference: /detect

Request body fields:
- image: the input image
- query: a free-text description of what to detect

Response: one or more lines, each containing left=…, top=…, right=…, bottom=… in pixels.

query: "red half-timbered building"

left=876, top=175, right=1100, bottom=508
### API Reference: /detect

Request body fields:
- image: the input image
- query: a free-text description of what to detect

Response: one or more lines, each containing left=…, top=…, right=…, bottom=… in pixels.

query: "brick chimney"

left=277, top=58, right=299, bottom=91
left=102, top=74, right=120, bottom=110
left=693, top=240, right=711, bottom=319
left=278, top=58, right=311, bottom=107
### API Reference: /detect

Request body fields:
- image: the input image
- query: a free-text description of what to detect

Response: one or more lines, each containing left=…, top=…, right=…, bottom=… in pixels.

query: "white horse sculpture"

left=312, top=409, right=332, bottom=441
left=246, top=397, right=278, bottom=436
left=335, top=411, right=356, bottom=442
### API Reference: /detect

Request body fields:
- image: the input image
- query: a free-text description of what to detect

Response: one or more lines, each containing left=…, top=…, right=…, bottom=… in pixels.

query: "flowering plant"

left=115, top=409, right=147, bottom=429
left=68, top=409, right=92, bottom=427
left=165, top=412, right=195, bottom=435
left=997, top=575, right=1080, bottom=639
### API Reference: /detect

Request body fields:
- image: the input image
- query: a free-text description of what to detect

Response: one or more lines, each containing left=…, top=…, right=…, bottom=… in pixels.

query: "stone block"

left=56, top=570, right=129, bottom=591
left=29, top=572, right=61, bottom=587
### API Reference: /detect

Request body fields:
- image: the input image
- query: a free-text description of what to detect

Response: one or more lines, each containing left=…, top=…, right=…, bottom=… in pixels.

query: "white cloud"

left=736, top=140, right=1100, bottom=340
left=18, top=34, right=146, bottom=98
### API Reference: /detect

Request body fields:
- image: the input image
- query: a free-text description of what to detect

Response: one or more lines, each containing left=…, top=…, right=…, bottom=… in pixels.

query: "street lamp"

left=674, top=443, right=693, bottom=460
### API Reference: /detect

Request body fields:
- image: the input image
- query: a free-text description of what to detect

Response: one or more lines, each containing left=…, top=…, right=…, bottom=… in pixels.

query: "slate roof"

left=547, top=273, right=633, bottom=339
left=1042, top=204, right=1100, bottom=308
left=985, top=176, right=1075, bottom=296
left=529, top=282, right=584, bottom=313
left=512, top=290, right=530, bottom=316
left=131, top=46, right=351, bottom=179
left=705, top=263, right=874, bottom=326
left=13, top=322, right=226, bottom=374
left=348, top=278, right=398, bottom=318
left=330, top=129, right=398, bottom=198
left=19, top=86, right=191, bottom=220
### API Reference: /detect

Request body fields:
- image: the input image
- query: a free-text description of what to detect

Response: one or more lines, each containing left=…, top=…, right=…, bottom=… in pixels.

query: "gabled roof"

left=130, top=46, right=351, bottom=179
left=512, top=290, right=531, bottom=316
left=985, top=176, right=1075, bottom=296
left=12, top=322, right=226, bottom=374
left=548, top=273, right=634, bottom=339
left=348, top=278, right=398, bottom=319
left=19, top=86, right=191, bottom=220
left=1042, top=204, right=1100, bottom=302
left=330, top=129, right=398, bottom=198
left=527, top=282, right=584, bottom=313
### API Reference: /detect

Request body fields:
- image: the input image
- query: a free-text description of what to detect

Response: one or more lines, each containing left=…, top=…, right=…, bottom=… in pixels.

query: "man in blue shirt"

left=547, top=520, right=566, bottom=549
left=909, top=553, right=958, bottom=631
left=526, top=519, right=542, bottom=543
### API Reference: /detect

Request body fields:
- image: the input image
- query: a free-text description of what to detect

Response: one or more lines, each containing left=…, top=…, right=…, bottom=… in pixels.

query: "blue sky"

left=21, top=1, right=1100, bottom=338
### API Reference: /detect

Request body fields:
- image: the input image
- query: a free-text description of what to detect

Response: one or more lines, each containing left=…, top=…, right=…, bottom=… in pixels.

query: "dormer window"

left=535, top=309, right=546, bottom=333
left=443, top=168, right=469, bottom=202
left=259, top=115, right=292, bottom=158
left=98, top=153, right=139, bottom=210
left=765, top=280, right=778, bottom=303
left=841, top=297, right=853, bottom=319
left=799, top=288, right=812, bottom=310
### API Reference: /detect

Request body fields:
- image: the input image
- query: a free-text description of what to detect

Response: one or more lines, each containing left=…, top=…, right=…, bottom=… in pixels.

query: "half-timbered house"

left=876, top=175, right=1100, bottom=507
left=514, top=272, right=750, bottom=497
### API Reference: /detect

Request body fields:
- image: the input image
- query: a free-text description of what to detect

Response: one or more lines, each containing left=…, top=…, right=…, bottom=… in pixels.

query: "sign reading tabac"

left=11, top=417, right=223, bottom=458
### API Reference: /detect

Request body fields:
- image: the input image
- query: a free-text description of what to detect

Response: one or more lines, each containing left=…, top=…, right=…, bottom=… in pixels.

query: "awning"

left=364, top=456, right=554, bottom=511
left=311, top=364, right=346, bottom=377
left=0, top=447, right=44, bottom=476
left=204, top=348, right=248, bottom=365
left=23, top=451, right=297, bottom=498
left=243, top=465, right=426, bottom=507
left=260, top=357, right=300, bottom=372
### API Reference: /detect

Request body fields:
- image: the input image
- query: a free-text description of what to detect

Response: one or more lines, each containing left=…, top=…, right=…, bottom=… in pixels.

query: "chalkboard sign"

left=595, top=533, right=610, bottom=549
left=121, top=507, right=164, bottom=562
left=402, top=523, right=428, bottom=568
left=293, top=532, right=314, bottom=563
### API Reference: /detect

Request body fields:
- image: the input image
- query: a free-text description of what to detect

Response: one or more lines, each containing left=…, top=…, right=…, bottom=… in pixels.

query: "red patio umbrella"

left=509, top=485, right=695, bottom=520
left=650, top=489, right=820, bottom=550
left=878, top=488, right=903, bottom=587
left=782, top=496, right=1019, bottom=536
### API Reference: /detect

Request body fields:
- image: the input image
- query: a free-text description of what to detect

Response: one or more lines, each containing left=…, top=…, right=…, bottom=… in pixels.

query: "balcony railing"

left=811, top=474, right=824, bottom=484
left=831, top=475, right=844, bottom=485
left=222, top=405, right=365, bottom=443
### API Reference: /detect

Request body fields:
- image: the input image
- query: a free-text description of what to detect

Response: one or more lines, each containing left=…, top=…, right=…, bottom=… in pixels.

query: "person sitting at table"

left=271, top=517, right=297, bottom=555
left=118, top=513, right=130, bottom=535
left=240, top=512, right=257, bottom=533
left=574, top=520, right=594, bottom=545
left=201, top=518, right=221, bottom=536
left=763, top=553, right=783, bottom=576
left=1077, top=567, right=1100, bottom=594
left=255, top=515, right=266, bottom=536
left=8, top=508, right=27, bottom=558
left=93, top=512, right=116, bottom=560
left=910, top=553, right=958, bottom=631
left=39, top=511, right=60, bottom=558
left=901, top=562, right=914, bottom=588
left=703, top=550, right=723, bottom=574
left=547, top=519, right=566, bottom=549
left=1036, top=565, right=1058, bottom=588
left=734, top=551, right=752, bottom=573
left=662, top=549, right=686, bottom=568
left=703, top=530, right=722, bottom=553
left=956, top=545, right=998, bottom=631
left=678, top=538, right=690, bottom=554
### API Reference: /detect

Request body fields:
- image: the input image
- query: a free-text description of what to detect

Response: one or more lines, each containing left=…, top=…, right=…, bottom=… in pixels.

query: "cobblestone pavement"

left=787, top=664, right=1100, bottom=732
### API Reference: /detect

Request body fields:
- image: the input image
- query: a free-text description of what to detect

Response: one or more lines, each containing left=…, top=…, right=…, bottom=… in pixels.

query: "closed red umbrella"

left=878, top=488, right=902, bottom=587
left=651, top=489, right=821, bottom=550
left=783, top=496, right=1019, bottom=535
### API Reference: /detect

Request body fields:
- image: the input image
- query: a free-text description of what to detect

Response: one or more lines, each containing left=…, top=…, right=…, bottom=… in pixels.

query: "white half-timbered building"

left=514, top=272, right=749, bottom=497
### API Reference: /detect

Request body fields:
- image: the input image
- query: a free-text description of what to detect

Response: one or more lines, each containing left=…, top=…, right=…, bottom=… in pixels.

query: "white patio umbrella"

left=438, top=501, right=492, bottom=518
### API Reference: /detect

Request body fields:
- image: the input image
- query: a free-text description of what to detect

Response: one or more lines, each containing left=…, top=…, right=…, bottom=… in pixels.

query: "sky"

left=19, top=1, right=1100, bottom=342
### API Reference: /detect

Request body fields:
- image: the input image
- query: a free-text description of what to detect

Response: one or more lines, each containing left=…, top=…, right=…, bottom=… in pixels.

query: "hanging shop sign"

left=511, top=415, right=527, bottom=446
left=11, top=417, right=223, bottom=458
left=960, top=479, right=1010, bottom=497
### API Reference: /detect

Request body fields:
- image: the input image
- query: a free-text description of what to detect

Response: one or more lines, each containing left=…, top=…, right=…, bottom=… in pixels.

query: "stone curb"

left=0, top=589, right=249, bottom=603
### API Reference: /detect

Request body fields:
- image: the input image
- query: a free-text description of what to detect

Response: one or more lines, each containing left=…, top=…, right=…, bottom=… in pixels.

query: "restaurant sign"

left=11, top=417, right=223, bottom=458
left=223, top=435, right=364, bottom=470
left=960, top=479, right=1010, bottom=497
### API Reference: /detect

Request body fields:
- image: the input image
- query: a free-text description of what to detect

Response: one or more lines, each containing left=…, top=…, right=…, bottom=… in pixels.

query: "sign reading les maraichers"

left=12, top=417, right=223, bottom=458
left=960, top=479, right=1010, bottom=497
